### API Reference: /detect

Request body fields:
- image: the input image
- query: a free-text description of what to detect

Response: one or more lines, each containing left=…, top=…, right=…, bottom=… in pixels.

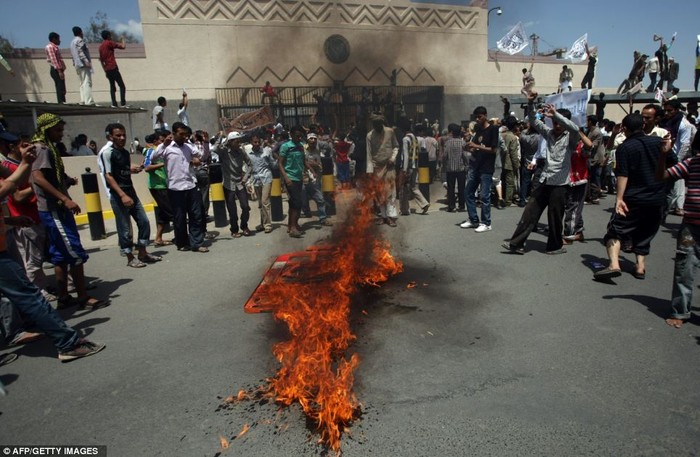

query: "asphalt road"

left=1, top=184, right=699, bottom=457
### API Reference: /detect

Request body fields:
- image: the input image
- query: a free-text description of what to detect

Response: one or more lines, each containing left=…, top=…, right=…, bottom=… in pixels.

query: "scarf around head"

left=32, top=113, right=65, bottom=188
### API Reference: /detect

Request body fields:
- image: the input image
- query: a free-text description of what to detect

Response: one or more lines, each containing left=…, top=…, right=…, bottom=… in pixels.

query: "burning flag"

left=242, top=176, right=403, bottom=452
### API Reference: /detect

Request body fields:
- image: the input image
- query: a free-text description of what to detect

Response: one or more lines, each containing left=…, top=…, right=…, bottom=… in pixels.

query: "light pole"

left=487, top=6, right=502, bottom=26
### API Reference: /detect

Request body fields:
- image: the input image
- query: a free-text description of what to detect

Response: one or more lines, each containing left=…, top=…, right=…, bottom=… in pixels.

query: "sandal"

left=387, top=219, right=397, bottom=227
left=192, top=246, right=209, bottom=253
left=57, top=295, right=80, bottom=310
left=593, top=267, right=622, bottom=280
left=231, top=232, right=242, bottom=238
left=241, top=229, right=253, bottom=236
left=127, top=258, right=147, bottom=268
left=78, top=296, right=109, bottom=310
left=139, top=254, right=162, bottom=263
left=153, top=240, right=173, bottom=246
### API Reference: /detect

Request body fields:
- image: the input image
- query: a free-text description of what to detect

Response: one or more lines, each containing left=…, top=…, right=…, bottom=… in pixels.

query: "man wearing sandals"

left=101, top=123, right=161, bottom=268
left=30, top=113, right=108, bottom=309
left=215, top=131, right=253, bottom=238
left=593, top=113, right=675, bottom=282
left=0, top=127, right=105, bottom=362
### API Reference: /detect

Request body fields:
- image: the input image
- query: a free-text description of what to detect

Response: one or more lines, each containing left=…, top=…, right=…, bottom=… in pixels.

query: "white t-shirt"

left=177, top=107, right=190, bottom=126
left=153, top=105, right=165, bottom=130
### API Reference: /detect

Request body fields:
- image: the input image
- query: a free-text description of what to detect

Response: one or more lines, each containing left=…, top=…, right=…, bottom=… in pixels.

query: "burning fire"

left=254, top=176, right=402, bottom=452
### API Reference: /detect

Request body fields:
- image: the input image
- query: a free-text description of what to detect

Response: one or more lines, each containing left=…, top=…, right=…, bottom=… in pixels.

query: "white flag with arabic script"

left=566, top=34, right=588, bottom=62
left=496, top=22, right=529, bottom=55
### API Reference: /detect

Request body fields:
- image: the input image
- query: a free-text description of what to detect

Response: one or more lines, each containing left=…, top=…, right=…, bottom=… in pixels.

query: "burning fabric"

left=241, top=176, right=403, bottom=452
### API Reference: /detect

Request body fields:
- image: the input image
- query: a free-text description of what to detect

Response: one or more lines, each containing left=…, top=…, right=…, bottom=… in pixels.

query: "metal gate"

left=215, top=85, right=443, bottom=133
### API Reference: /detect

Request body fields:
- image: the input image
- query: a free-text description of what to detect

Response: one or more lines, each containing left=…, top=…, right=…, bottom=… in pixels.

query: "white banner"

left=544, top=89, right=592, bottom=127
left=566, top=33, right=588, bottom=62
left=497, top=22, right=528, bottom=55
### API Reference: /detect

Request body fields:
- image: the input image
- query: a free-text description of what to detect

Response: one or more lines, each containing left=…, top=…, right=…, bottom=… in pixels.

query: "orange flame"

left=235, top=423, right=250, bottom=439
left=219, top=435, right=229, bottom=449
left=263, top=175, right=402, bottom=451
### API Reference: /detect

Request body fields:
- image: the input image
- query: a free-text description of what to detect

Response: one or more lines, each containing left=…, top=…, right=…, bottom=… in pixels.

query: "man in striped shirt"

left=45, top=32, right=66, bottom=103
left=658, top=133, right=700, bottom=328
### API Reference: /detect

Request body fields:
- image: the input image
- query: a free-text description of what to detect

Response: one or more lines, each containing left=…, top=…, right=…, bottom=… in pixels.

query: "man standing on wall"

left=98, top=31, right=127, bottom=108
left=45, top=32, right=66, bottom=103
left=69, top=27, right=94, bottom=106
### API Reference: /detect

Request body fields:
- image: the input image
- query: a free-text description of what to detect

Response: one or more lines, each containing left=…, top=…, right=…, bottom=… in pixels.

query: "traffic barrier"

left=81, top=167, right=106, bottom=240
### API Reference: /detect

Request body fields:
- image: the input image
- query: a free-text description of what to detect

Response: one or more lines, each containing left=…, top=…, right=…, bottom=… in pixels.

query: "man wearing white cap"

left=217, top=131, right=253, bottom=237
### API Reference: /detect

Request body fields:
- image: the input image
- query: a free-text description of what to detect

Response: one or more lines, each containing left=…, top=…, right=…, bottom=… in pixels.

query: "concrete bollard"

left=271, top=167, right=284, bottom=221
left=208, top=163, right=227, bottom=228
left=81, top=167, right=106, bottom=240
left=321, top=156, right=336, bottom=216
left=418, top=148, right=430, bottom=202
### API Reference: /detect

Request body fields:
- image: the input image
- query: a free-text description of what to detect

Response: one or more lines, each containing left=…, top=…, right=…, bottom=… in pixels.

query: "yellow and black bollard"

left=321, top=156, right=336, bottom=216
left=209, top=163, right=227, bottom=228
left=418, top=148, right=430, bottom=202
left=271, top=167, right=284, bottom=221
left=81, top=167, right=106, bottom=240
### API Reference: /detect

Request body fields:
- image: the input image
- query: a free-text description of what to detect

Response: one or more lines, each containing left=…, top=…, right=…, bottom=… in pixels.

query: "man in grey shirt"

left=214, top=131, right=253, bottom=237
left=503, top=94, right=580, bottom=255
left=69, top=26, right=94, bottom=105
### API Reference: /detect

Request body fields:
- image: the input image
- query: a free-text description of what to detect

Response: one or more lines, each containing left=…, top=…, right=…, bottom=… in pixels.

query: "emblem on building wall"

left=324, top=35, right=350, bottom=64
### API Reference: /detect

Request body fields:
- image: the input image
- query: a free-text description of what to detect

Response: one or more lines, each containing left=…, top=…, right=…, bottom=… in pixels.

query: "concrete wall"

left=0, top=0, right=594, bottom=142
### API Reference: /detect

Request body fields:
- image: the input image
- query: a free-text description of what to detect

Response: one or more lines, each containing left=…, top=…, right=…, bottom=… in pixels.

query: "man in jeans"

left=0, top=131, right=105, bottom=362
left=101, top=123, right=161, bottom=267
left=460, top=106, right=499, bottom=233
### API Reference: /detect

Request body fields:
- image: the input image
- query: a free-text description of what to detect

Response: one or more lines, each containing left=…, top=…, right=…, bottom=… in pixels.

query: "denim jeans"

left=465, top=168, right=493, bottom=226
left=302, top=181, right=327, bottom=220
left=0, top=294, right=25, bottom=345
left=670, top=224, right=700, bottom=320
left=110, top=190, right=151, bottom=255
left=0, top=253, right=79, bottom=352
left=519, top=164, right=534, bottom=206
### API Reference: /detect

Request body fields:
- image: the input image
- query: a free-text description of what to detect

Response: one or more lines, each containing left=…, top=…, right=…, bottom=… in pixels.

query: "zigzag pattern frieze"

left=152, top=0, right=475, bottom=28
left=337, top=4, right=476, bottom=29
left=225, top=66, right=436, bottom=84
left=154, top=0, right=333, bottom=22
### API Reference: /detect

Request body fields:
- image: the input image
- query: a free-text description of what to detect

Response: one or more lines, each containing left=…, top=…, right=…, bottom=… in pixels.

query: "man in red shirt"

left=98, top=30, right=127, bottom=108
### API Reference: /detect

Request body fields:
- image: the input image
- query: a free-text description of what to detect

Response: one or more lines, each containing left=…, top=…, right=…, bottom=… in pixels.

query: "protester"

left=101, top=123, right=161, bottom=268
left=153, top=97, right=167, bottom=131
left=177, top=91, right=190, bottom=126
left=460, top=106, right=499, bottom=233
left=69, top=27, right=94, bottom=106
left=502, top=94, right=581, bottom=255
left=247, top=135, right=275, bottom=233
left=30, top=113, right=108, bottom=309
left=215, top=131, right=253, bottom=238
left=366, top=113, right=400, bottom=227
left=593, top=113, right=675, bottom=280
left=658, top=133, right=700, bottom=328
left=0, top=131, right=106, bottom=362
left=98, top=31, right=127, bottom=108
left=45, top=32, right=66, bottom=103
left=142, top=131, right=174, bottom=246
left=442, top=123, right=468, bottom=213
left=151, top=122, right=208, bottom=252
left=278, top=125, right=307, bottom=237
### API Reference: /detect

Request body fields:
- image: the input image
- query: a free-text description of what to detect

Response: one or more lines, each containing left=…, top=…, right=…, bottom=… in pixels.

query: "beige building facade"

left=1, top=0, right=589, bottom=142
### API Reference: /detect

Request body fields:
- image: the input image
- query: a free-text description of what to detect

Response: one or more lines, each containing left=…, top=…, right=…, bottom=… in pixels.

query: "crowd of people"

left=2, top=27, right=700, bottom=373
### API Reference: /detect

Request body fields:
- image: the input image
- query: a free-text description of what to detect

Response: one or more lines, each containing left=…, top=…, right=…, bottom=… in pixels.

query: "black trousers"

left=105, top=68, right=126, bottom=106
left=446, top=171, right=466, bottom=210
left=509, top=184, right=567, bottom=252
left=50, top=67, right=66, bottom=103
